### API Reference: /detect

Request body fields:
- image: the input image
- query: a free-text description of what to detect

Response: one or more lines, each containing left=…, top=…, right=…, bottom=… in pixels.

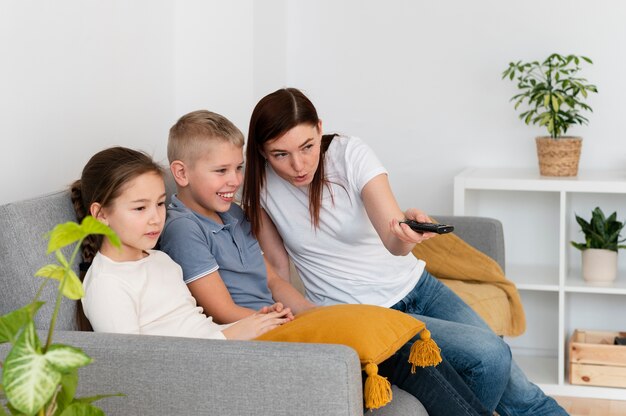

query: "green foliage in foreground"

left=1, top=217, right=123, bottom=415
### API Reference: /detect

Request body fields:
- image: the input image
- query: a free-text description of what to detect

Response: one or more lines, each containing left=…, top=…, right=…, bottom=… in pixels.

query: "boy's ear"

left=170, top=160, right=189, bottom=187
left=89, top=202, right=108, bottom=225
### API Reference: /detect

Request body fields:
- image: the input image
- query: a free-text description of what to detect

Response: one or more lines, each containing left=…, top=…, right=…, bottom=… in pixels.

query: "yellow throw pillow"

left=255, top=304, right=441, bottom=410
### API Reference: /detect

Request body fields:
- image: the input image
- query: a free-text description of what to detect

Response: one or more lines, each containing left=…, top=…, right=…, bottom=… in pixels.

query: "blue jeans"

left=391, top=271, right=568, bottom=416
left=378, top=343, right=491, bottom=416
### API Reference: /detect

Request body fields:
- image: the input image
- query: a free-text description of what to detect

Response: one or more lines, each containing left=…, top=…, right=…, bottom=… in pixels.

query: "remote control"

left=400, top=220, right=454, bottom=234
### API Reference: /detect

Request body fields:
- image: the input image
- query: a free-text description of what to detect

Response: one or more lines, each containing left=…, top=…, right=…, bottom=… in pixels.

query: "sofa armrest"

left=433, top=215, right=505, bottom=271
left=1, top=331, right=364, bottom=416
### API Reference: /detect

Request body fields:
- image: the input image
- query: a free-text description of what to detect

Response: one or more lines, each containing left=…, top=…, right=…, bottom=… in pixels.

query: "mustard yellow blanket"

left=412, top=232, right=526, bottom=337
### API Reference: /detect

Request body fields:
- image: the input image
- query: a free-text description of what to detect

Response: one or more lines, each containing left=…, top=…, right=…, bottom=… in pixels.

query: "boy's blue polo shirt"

left=160, top=195, right=274, bottom=311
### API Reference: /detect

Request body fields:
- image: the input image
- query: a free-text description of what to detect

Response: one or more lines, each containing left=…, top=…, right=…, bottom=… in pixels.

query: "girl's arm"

left=265, top=258, right=317, bottom=315
left=222, top=308, right=292, bottom=340
left=187, top=271, right=258, bottom=324
left=256, top=208, right=292, bottom=281
left=361, top=173, right=437, bottom=256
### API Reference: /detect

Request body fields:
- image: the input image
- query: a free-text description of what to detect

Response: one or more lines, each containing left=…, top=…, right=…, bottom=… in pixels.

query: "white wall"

left=283, top=0, right=626, bottom=213
left=0, top=1, right=176, bottom=204
left=0, top=1, right=257, bottom=205
left=2, top=1, right=626, bottom=215
left=174, top=0, right=255, bottom=133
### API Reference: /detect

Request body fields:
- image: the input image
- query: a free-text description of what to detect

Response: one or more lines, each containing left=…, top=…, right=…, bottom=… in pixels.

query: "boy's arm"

left=161, top=217, right=255, bottom=323
left=265, top=258, right=316, bottom=315
left=187, top=271, right=257, bottom=324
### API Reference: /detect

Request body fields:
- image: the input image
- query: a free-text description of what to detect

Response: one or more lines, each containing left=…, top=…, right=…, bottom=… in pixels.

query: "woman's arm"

left=187, top=271, right=257, bottom=324
left=361, top=173, right=436, bottom=256
left=265, top=258, right=317, bottom=315
left=256, top=208, right=292, bottom=281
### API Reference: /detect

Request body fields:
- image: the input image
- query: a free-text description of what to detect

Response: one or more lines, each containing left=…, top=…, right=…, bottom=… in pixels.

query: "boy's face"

left=181, top=141, right=244, bottom=222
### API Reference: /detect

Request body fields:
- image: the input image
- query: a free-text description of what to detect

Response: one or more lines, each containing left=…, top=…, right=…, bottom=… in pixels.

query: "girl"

left=71, top=146, right=291, bottom=340
left=241, top=88, right=568, bottom=416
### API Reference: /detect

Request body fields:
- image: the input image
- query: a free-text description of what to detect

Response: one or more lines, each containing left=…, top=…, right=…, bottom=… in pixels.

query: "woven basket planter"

left=535, top=136, right=582, bottom=177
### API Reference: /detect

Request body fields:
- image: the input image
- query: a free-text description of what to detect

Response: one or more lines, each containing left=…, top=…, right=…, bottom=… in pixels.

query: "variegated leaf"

left=0, top=303, right=43, bottom=345
left=45, top=345, right=92, bottom=373
left=2, top=323, right=60, bottom=415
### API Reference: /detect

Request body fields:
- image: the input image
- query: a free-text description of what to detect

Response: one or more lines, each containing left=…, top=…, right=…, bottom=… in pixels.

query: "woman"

left=242, top=87, right=568, bottom=416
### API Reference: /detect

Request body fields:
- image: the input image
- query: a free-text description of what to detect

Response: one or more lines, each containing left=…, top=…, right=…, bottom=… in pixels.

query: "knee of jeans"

left=485, top=336, right=512, bottom=379
left=464, top=333, right=511, bottom=377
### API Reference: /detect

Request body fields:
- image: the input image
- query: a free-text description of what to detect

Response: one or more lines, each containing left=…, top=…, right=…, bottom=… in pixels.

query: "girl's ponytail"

left=70, top=179, right=96, bottom=331
left=70, top=180, right=102, bottom=271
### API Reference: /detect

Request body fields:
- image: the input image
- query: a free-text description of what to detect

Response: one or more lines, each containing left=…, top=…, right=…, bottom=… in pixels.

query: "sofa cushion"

left=255, top=304, right=441, bottom=410
left=439, top=279, right=511, bottom=336
left=412, top=230, right=525, bottom=337
left=0, top=191, right=78, bottom=330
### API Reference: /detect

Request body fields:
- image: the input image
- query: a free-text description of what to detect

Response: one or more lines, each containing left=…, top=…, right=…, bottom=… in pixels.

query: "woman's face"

left=262, top=121, right=322, bottom=187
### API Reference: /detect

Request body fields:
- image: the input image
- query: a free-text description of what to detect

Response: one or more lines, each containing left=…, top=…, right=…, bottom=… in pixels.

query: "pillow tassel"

left=363, top=362, right=392, bottom=410
left=408, top=328, right=442, bottom=373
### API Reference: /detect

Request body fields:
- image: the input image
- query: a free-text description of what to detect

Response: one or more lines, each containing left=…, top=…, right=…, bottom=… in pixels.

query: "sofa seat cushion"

left=439, top=278, right=511, bottom=336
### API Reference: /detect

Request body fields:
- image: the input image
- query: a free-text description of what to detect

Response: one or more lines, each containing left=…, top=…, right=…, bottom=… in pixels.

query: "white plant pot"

left=581, top=249, right=618, bottom=284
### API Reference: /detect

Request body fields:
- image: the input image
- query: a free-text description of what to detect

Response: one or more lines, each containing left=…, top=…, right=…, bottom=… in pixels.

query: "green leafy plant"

left=571, top=207, right=626, bottom=252
left=1, top=217, right=123, bottom=416
left=502, top=53, right=598, bottom=138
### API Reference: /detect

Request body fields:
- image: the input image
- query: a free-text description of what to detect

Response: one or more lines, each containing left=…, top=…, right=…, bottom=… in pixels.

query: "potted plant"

left=571, top=207, right=626, bottom=284
left=1, top=217, right=121, bottom=415
left=502, top=53, right=598, bottom=177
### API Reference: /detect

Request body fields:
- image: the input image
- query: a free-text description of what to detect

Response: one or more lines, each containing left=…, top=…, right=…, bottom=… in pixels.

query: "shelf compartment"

left=565, top=293, right=626, bottom=335
left=507, top=264, right=559, bottom=291
left=507, top=291, right=559, bottom=355
left=565, top=273, right=626, bottom=295
left=513, top=353, right=559, bottom=386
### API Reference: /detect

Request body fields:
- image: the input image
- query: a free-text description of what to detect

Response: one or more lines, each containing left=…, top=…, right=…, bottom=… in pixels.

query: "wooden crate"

left=569, top=329, right=626, bottom=388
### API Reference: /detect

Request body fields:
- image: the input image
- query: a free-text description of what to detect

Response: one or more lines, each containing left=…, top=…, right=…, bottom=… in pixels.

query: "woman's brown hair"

left=70, top=146, right=164, bottom=330
left=242, top=88, right=336, bottom=235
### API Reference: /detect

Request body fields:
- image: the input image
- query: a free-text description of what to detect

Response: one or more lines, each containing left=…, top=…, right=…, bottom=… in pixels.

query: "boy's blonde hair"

left=168, top=110, right=244, bottom=165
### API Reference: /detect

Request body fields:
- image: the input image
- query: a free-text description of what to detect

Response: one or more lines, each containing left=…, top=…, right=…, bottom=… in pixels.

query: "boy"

left=159, top=110, right=315, bottom=324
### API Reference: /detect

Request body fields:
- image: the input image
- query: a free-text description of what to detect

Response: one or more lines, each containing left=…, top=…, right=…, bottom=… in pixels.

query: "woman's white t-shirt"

left=261, top=135, right=425, bottom=307
left=82, top=250, right=229, bottom=339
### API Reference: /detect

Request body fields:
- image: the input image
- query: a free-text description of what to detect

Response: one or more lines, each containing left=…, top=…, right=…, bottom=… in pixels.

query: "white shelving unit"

left=454, top=167, right=626, bottom=400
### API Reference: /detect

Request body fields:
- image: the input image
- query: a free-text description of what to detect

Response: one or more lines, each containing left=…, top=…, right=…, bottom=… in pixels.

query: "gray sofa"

left=0, top=190, right=505, bottom=415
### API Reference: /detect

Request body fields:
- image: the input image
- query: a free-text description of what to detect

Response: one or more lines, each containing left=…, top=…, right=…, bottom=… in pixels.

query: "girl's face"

left=182, top=141, right=244, bottom=222
left=262, top=122, right=322, bottom=187
left=93, top=172, right=166, bottom=262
